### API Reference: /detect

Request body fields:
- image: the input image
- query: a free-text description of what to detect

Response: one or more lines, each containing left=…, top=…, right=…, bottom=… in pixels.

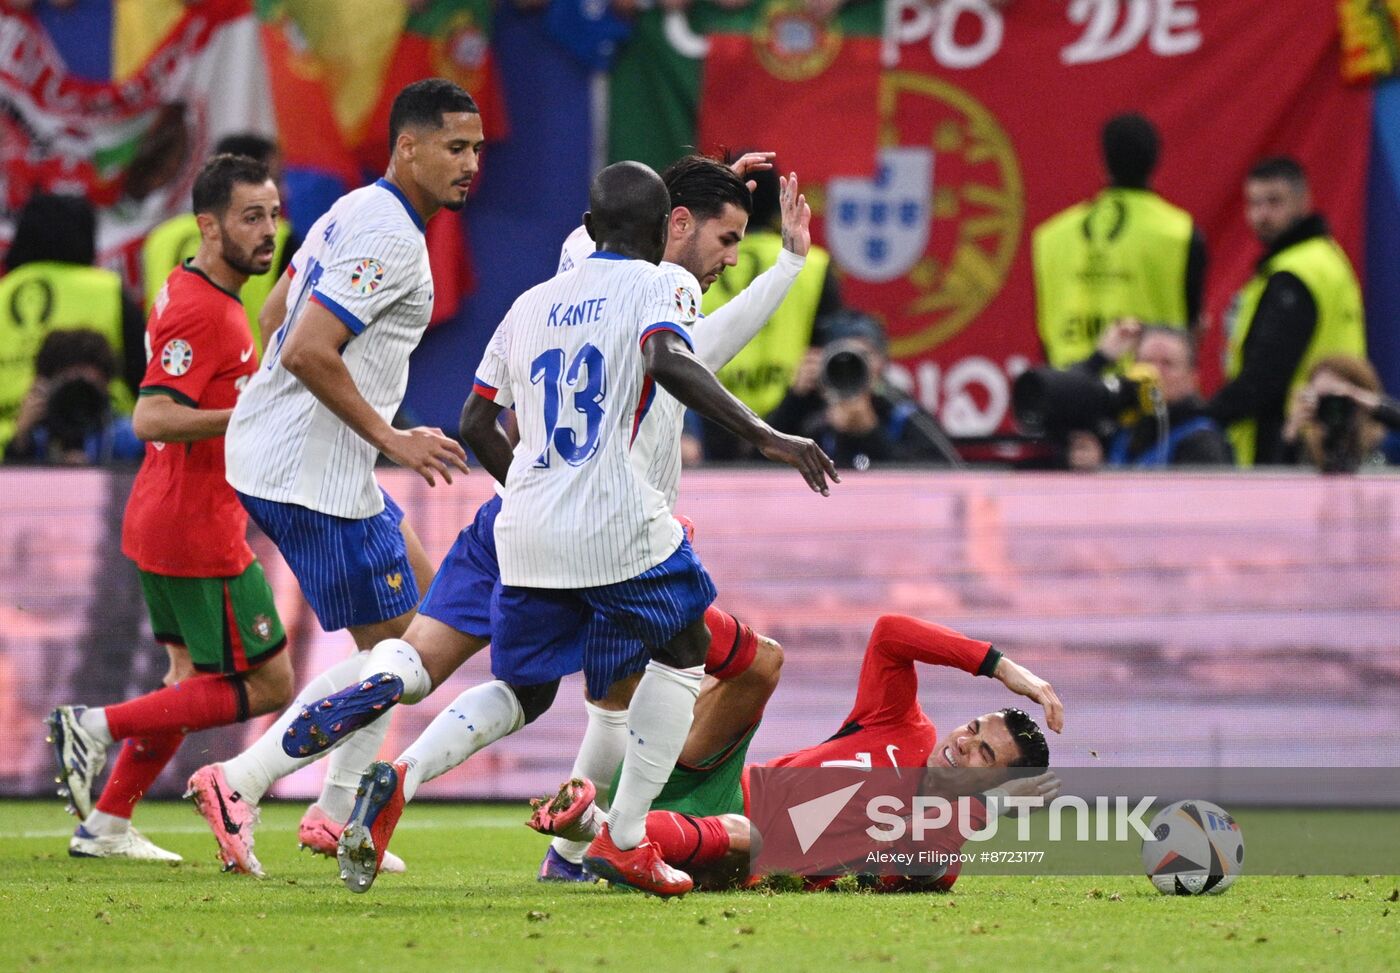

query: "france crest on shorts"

left=826, top=147, right=932, bottom=284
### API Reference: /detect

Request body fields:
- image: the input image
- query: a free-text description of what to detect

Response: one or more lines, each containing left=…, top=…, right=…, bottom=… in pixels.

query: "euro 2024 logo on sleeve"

left=350, top=258, right=385, bottom=297
left=825, top=74, right=1023, bottom=360
left=673, top=285, right=697, bottom=324
left=161, top=339, right=193, bottom=376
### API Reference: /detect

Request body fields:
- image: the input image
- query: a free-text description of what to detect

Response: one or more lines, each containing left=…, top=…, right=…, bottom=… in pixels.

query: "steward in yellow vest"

left=1032, top=114, right=1205, bottom=368
left=1207, top=158, right=1366, bottom=466
left=704, top=230, right=832, bottom=418
left=0, top=195, right=144, bottom=453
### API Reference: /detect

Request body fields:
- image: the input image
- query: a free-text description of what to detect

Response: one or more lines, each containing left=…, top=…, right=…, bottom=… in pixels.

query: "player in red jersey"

left=46, top=154, right=294, bottom=863
left=529, top=613, right=1063, bottom=890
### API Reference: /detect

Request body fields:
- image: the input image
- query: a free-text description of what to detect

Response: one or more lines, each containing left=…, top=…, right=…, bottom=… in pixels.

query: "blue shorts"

left=417, top=494, right=501, bottom=640
left=491, top=539, right=717, bottom=699
left=237, top=488, right=418, bottom=632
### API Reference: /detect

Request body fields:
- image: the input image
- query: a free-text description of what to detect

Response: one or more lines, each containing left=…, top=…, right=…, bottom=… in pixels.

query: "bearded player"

left=528, top=613, right=1063, bottom=891
left=45, top=155, right=292, bottom=861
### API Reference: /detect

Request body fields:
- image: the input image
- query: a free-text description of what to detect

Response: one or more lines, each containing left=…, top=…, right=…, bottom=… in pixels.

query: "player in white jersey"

left=465, top=161, right=832, bottom=899
left=186, top=79, right=484, bottom=878
left=273, top=156, right=814, bottom=893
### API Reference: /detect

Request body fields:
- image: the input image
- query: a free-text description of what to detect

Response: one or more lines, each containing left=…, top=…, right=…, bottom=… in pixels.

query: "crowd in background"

left=0, top=13, right=1387, bottom=475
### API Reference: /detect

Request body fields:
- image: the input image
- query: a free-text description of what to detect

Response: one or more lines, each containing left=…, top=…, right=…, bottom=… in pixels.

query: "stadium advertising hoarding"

left=3, top=468, right=1398, bottom=806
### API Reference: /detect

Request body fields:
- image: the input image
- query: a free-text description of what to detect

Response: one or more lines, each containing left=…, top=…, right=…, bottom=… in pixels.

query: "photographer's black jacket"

left=1205, top=215, right=1330, bottom=464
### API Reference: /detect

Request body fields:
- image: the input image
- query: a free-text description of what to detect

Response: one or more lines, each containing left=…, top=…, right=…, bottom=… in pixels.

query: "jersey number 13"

left=531, top=344, right=607, bottom=468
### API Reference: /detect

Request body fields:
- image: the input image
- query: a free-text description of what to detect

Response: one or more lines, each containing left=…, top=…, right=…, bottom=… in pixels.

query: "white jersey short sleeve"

left=557, top=224, right=594, bottom=275
left=492, top=254, right=701, bottom=588
left=225, top=179, right=435, bottom=518
left=472, top=321, right=514, bottom=410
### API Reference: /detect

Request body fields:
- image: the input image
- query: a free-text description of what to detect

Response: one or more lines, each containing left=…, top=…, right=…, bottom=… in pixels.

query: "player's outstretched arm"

left=459, top=392, right=512, bottom=485
left=693, top=173, right=810, bottom=371
left=132, top=393, right=232, bottom=443
left=990, top=656, right=1064, bottom=733
left=643, top=330, right=838, bottom=495
left=281, top=302, right=468, bottom=486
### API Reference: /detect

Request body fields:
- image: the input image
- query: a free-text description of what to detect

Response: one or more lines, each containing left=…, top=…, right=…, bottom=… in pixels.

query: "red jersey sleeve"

left=140, top=283, right=227, bottom=407
left=842, top=615, right=1000, bottom=729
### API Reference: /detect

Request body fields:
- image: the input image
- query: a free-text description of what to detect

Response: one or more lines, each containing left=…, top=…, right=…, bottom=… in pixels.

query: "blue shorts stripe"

left=490, top=538, right=716, bottom=698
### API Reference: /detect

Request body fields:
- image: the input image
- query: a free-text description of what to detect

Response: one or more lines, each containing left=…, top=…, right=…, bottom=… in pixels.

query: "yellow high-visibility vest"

left=703, top=232, right=829, bottom=417
left=0, top=261, right=129, bottom=451
left=1033, top=188, right=1194, bottom=367
left=1225, top=235, right=1366, bottom=466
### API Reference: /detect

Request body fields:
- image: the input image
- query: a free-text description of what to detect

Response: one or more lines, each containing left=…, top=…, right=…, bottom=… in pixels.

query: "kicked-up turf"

left=2, top=800, right=1397, bottom=973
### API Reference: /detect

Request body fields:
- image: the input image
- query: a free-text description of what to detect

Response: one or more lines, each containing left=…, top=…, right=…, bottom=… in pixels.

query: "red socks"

left=94, top=732, right=185, bottom=819
left=645, top=810, right=732, bottom=868
left=104, top=674, right=244, bottom=740
left=703, top=607, right=759, bottom=681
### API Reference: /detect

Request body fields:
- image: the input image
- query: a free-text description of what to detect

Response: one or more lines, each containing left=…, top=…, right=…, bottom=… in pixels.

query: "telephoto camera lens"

left=820, top=340, right=872, bottom=399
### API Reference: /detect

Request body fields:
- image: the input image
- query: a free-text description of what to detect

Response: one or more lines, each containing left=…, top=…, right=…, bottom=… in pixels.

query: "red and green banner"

left=0, top=0, right=275, bottom=291
left=615, top=0, right=1371, bottom=435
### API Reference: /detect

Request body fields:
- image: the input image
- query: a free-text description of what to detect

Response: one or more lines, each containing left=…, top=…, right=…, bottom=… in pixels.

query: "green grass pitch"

left=2, top=801, right=1396, bottom=972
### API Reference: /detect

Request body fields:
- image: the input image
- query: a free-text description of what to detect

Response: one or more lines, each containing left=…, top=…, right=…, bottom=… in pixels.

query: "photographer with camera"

left=4, top=328, right=143, bottom=465
left=1013, top=318, right=1230, bottom=469
left=767, top=310, right=958, bottom=470
left=1281, top=356, right=1394, bottom=473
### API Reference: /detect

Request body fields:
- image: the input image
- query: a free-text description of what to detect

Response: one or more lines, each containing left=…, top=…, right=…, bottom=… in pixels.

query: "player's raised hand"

left=757, top=430, right=840, bottom=496
left=730, top=151, right=776, bottom=192
left=993, top=657, right=1064, bottom=733
left=385, top=426, right=470, bottom=486
left=779, top=172, right=811, bottom=257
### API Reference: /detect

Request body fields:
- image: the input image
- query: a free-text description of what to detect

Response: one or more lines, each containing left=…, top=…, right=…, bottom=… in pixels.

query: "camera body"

left=44, top=376, right=111, bottom=452
left=1315, top=393, right=1362, bottom=473
left=1012, top=365, right=1158, bottom=436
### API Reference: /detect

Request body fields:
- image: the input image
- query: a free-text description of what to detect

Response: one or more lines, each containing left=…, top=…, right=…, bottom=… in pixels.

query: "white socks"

left=79, top=707, right=112, bottom=747
left=221, top=653, right=365, bottom=804
left=360, top=638, right=433, bottom=704
left=317, top=711, right=391, bottom=822
left=551, top=701, right=630, bottom=863
left=399, top=680, right=524, bottom=802
left=82, top=810, right=129, bottom=836
left=606, top=661, right=702, bottom=850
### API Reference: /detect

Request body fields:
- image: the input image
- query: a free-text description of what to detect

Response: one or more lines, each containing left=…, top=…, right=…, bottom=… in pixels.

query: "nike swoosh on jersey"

left=886, top=744, right=901, bottom=778
left=240, top=346, right=255, bottom=362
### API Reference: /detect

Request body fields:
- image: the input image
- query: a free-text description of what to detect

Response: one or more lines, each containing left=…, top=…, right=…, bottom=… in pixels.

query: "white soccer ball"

left=1140, top=799, right=1244, bottom=895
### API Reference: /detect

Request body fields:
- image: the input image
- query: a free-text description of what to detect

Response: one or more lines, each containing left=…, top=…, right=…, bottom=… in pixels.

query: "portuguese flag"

left=610, top=1, right=883, bottom=178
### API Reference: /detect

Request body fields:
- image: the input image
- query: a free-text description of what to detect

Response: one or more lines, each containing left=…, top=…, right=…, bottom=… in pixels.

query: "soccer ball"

left=1140, top=799, right=1244, bottom=895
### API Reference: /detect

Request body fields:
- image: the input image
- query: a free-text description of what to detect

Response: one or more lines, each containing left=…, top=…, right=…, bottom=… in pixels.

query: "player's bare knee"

left=163, top=646, right=194, bottom=687
left=718, top=813, right=751, bottom=854
left=754, top=636, right=784, bottom=683
left=591, top=671, right=641, bottom=711
left=244, top=651, right=295, bottom=715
